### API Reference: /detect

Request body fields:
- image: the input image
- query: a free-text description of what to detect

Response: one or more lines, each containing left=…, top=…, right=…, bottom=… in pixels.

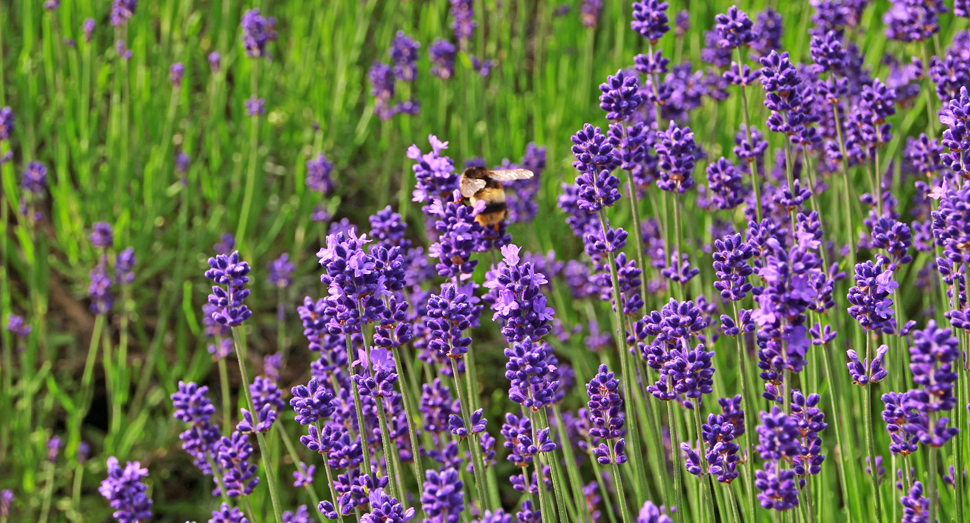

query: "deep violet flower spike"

left=637, top=501, right=674, bottom=523
left=421, top=468, right=464, bottom=523
left=90, top=222, right=114, bottom=249
left=22, top=162, right=48, bottom=194
left=599, top=70, right=642, bottom=121
left=631, top=0, right=670, bottom=44
left=846, top=260, right=897, bottom=334
left=714, top=6, right=756, bottom=49
left=655, top=121, right=696, bottom=193
left=429, top=39, right=457, bottom=80
left=240, top=8, right=277, bottom=59
left=110, top=0, right=137, bottom=27
left=306, top=153, right=334, bottom=194
left=0, top=107, right=14, bottom=141
left=204, top=251, right=253, bottom=327
left=586, top=364, right=626, bottom=464
left=98, top=457, right=153, bottom=523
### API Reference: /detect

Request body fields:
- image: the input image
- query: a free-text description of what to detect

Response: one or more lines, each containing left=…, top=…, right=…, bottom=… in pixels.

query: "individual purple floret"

left=421, top=468, right=464, bottom=522
left=98, top=457, right=153, bottom=523
left=170, top=62, right=184, bottom=88
left=244, top=96, right=265, bottom=117
left=429, top=39, right=457, bottom=80
left=110, top=0, right=137, bottom=27
left=900, top=482, right=929, bottom=522
left=846, top=344, right=889, bottom=385
left=599, top=70, right=642, bottom=122
left=205, top=251, right=252, bottom=327
left=846, top=259, right=897, bottom=334
left=22, top=162, right=47, bottom=194
left=306, top=153, right=334, bottom=194
left=714, top=6, right=756, bottom=49
left=240, top=8, right=277, bottom=58
left=586, top=364, right=626, bottom=464
left=0, top=490, right=12, bottom=518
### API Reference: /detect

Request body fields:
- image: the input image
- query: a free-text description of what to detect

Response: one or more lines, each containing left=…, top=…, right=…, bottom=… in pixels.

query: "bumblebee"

left=458, top=166, right=534, bottom=227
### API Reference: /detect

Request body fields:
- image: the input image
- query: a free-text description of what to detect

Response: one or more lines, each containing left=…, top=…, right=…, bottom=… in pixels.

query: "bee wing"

left=489, top=168, right=534, bottom=181
left=460, top=177, right=488, bottom=198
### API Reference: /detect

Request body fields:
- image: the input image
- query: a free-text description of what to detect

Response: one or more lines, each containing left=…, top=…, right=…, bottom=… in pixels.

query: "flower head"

left=99, top=457, right=153, bottom=522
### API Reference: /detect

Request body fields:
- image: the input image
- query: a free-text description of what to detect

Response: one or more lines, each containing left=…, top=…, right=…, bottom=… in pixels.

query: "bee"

left=459, top=166, right=534, bottom=228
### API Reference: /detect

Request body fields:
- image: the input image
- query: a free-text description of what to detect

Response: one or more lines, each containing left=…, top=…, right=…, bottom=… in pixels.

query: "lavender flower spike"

left=99, top=457, right=153, bottom=523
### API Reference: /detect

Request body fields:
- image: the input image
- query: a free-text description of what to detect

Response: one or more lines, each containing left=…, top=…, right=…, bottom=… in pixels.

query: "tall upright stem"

left=731, top=302, right=756, bottom=519
left=862, top=334, right=882, bottom=523
left=237, top=62, right=261, bottom=244
left=737, top=47, right=762, bottom=223
left=231, top=328, right=285, bottom=523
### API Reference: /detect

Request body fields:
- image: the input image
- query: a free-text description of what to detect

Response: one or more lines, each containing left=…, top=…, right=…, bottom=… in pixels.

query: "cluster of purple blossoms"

left=21, top=162, right=47, bottom=194
left=929, top=55, right=969, bottom=105
left=631, top=0, right=669, bottom=44
left=318, top=230, right=400, bottom=335
left=846, top=259, right=897, bottom=334
left=244, top=96, right=265, bottom=117
left=581, top=0, right=603, bottom=28
left=505, top=337, right=561, bottom=410
left=205, top=251, right=253, bottom=327
left=6, top=314, right=31, bottom=339
left=712, top=233, right=754, bottom=301
left=290, top=378, right=336, bottom=425
left=427, top=192, right=487, bottom=281
left=939, top=87, right=969, bottom=180
left=683, top=405, right=742, bottom=483
left=217, top=431, right=260, bottom=497
left=110, top=0, right=137, bottom=27
left=169, top=62, right=184, bottom=88
left=389, top=31, right=420, bottom=82
left=754, top=406, right=801, bottom=511
left=600, top=70, right=642, bottom=122
left=790, top=390, right=826, bottom=486
left=426, top=283, right=477, bottom=360
left=571, top=124, right=622, bottom=211
left=846, top=79, right=897, bottom=161
left=449, top=0, right=476, bottom=47
left=421, top=468, right=465, bottom=523
left=268, top=253, right=294, bottom=290
left=846, top=344, right=889, bottom=385
left=586, top=364, right=626, bottom=465
left=361, top=488, right=415, bottom=523
left=429, top=39, right=457, bottom=80
left=705, top=158, right=746, bottom=210
left=306, top=153, right=334, bottom=194
left=900, top=482, right=929, bottom=523
left=98, top=457, right=153, bottom=522
left=171, top=382, right=222, bottom=476
left=655, top=121, right=696, bottom=193
left=759, top=51, right=814, bottom=139
left=409, top=135, right=460, bottom=206
left=809, top=30, right=846, bottom=75
left=240, top=8, right=277, bottom=58
left=713, top=6, right=756, bottom=49
left=883, top=0, right=945, bottom=42
left=0, top=106, right=14, bottom=143
left=1, top=490, right=13, bottom=518
left=484, top=244, right=555, bottom=343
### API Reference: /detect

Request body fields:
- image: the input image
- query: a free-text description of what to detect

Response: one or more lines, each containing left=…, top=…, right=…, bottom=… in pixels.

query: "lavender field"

left=2, top=0, right=970, bottom=522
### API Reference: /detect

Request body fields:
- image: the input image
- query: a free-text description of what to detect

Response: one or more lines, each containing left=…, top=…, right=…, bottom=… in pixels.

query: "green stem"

left=731, top=302, right=757, bottom=521
left=609, top=461, right=633, bottom=523
left=231, top=328, right=285, bottom=523
left=692, top=407, right=715, bottom=523
left=277, top=422, right=330, bottom=523
left=392, top=347, right=426, bottom=491
left=737, top=47, right=762, bottom=224
left=862, top=335, right=882, bottom=523
left=237, top=62, right=261, bottom=245
left=450, top=359, right=492, bottom=513
left=218, top=356, right=232, bottom=433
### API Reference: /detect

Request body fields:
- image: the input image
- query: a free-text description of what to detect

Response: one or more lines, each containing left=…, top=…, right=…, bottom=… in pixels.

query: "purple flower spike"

left=846, top=344, right=889, bottom=385
left=846, top=260, right=897, bottom=334
left=22, top=162, right=48, bottom=194
left=83, top=19, right=96, bottom=42
left=240, top=8, right=277, bottom=59
left=450, top=0, right=477, bottom=46
left=6, top=314, right=31, bottom=338
left=290, top=379, right=335, bottom=425
left=484, top=244, right=555, bottom=343
left=388, top=31, right=420, bottom=83
left=809, top=30, right=846, bottom=74
left=208, top=51, right=221, bottom=72
left=900, top=482, right=929, bottom=522
left=0, top=107, right=14, bottom=141
left=631, top=0, right=670, bottom=44
left=655, top=121, right=696, bottom=193
left=204, top=251, right=253, bottom=327
left=638, top=501, right=674, bottom=523
left=939, top=87, right=970, bottom=179
left=245, top=96, right=265, bottom=117
left=714, top=6, right=756, bottom=49
left=98, top=457, right=153, bottom=523
left=909, top=320, right=959, bottom=413
left=306, top=153, right=334, bottom=194
left=116, top=248, right=136, bottom=288
left=505, top=337, right=561, bottom=410
left=586, top=364, right=626, bottom=464
left=211, top=502, right=249, bottom=523
left=170, top=62, right=185, bottom=88
left=599, top=70, right=642, bottom=122
left=268, top=253, right=294, bottom=289
left=421, top=468, right=464, bottom=522
left=429, top=39, right=457, bottom=79
left=90, top=222, right=114, bottom=249
left=110, top=0, right=137, bottom=27
left=705, top=158, right=746, bottom=210
left=755, top=462, right=800, bottom=511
